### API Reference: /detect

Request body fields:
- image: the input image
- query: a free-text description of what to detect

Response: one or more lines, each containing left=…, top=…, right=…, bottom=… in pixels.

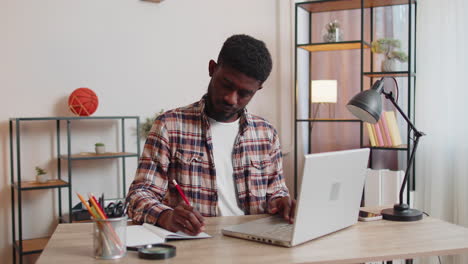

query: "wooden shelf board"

left=15, top=237, right=50, bottom=254
left=364, top=72, right=415, bottom=77
left=298, top=0, right=415, bottom=13
left=10, top=116, right=139, bottom=121
left=16, top=179, right=69, bottom=190
left=367, top=144, right=408, bottom=150
left=297, top=118, right=361, bottom=122
left=298, top=41, right=370, bottom=52
left=60, top=152, right=138, bottom=160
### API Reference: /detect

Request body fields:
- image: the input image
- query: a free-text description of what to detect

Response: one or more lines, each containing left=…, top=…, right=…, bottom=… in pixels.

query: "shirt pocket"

left=247, top=156, right=271, bottom=199
left=173, top=150, right=205, bottom=181
left=168, top=150, right=206, bottom=205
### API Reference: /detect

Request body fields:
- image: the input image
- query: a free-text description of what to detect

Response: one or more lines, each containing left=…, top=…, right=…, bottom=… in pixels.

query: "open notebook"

left=126, top=223, right=211, bottom=247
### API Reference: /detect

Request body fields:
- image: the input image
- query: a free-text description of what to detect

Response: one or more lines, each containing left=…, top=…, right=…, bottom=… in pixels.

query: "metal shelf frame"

left=9, top=116, right=140, bottom=264
left=294, top=0, right=417, bottom=202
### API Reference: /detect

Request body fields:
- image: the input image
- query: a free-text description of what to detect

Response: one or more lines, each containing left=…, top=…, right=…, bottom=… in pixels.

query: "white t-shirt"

left=208, top=117, right=245, bottom=216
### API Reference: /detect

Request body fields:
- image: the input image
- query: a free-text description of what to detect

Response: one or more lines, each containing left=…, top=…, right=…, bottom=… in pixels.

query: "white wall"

left=0, top=0, right=295, bottom=263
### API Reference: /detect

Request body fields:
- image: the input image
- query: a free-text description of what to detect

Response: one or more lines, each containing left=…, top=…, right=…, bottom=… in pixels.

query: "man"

left=126, top=34, right=295, bottom=236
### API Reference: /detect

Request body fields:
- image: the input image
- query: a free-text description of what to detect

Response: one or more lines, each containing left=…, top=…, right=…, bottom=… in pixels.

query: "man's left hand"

left=268, top=196, right=296, bottom=224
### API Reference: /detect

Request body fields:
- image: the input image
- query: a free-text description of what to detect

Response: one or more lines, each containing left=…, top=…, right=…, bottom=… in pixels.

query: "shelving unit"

left=298, top=40, right=370, bottom=52
left=13, top=180, right=69, bottom=191
left=10, top=116, right=140, bottom=264
left=294, top=0, right=416, bottom=201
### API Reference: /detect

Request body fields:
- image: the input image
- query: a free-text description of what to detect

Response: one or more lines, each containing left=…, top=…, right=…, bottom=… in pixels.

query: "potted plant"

left=140, top=109, right=164, bottom=139
left=95, top=142, right=106, bottom=154
left=371, top=38, right=408, bottom=72
left=35, top=166, right=48, bottom=183
left=323, top=20, right=343, bottom=42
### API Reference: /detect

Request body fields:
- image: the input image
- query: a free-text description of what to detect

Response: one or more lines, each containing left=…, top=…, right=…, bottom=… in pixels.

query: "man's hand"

left=268, top=196, right=296, bottom=224
left=157, top=202, right=205, bottom=235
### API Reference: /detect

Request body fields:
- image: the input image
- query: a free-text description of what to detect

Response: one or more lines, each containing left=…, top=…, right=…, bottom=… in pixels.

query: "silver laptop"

left=222, top=148, right=370, bottom=247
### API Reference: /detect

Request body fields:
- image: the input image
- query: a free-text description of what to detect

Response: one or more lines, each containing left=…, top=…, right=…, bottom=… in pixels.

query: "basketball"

left=68, top=88, right=99, bottom=116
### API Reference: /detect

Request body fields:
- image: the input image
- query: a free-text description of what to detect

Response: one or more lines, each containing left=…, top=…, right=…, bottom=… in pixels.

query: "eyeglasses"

left=105, top=201, right=126, bottom=218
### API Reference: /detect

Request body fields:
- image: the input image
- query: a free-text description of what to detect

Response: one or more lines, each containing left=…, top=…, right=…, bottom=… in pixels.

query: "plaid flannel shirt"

left=126, top=96, right=289, bottom=224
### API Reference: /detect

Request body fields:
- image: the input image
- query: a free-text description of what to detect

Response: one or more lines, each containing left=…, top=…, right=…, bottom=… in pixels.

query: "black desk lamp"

left=346, top=78, right=425, bottom=221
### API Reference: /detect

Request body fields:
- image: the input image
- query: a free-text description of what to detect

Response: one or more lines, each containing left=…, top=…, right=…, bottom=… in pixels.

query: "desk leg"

left=383, top=260, right=413, bottom=264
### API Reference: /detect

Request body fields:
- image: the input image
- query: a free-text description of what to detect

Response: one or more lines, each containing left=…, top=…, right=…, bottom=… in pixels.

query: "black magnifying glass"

left=127, top=244, right=176, bottom=260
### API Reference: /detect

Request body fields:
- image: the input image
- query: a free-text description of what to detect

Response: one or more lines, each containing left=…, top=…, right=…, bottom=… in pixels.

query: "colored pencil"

left=172, top=179, right=191, bottom=206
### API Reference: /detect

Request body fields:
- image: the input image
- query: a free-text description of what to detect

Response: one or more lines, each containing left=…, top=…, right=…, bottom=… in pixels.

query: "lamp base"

left=381, top=204, right=423, bottom=222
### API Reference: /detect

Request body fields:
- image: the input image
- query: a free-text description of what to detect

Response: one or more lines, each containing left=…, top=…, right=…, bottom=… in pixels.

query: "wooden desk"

left=37, top=214, right=468, bottom=264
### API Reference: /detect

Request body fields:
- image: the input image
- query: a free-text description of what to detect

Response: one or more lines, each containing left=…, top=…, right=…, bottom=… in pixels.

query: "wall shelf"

left=296, top=118, right=362, bottom=122
left=13, top=180, right=69, bottom=191
left=366, top=144, right=408, bottom=151
left=363, top=71, right=416, bottom=77
left=298, top=41, right=370, bottom=52
left=60, top=152, right=139, bottom=160
left=298, top=0, right=415, bottom=13
left=10, top=116, right=140, bottom=263
left=14, top=237, right=50, bottom=255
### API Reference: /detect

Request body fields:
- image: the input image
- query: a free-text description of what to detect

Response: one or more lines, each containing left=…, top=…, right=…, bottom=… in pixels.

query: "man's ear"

left=208, top=60, right=217, bottom=77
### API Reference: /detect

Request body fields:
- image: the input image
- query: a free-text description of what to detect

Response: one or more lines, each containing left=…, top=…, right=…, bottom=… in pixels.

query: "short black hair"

left=217, top=34, right=273, bottom=83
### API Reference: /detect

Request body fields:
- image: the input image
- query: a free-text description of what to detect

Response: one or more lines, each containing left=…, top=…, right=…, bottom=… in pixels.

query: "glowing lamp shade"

left=311, top=80, right=338, bottom=103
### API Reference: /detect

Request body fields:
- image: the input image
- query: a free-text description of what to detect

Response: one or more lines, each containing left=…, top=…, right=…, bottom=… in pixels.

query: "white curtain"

left=415, top=0, right=468, bottom=263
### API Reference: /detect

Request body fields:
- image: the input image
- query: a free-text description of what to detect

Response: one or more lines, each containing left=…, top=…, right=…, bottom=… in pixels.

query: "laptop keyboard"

left=259, top=222, right=293, bottom=240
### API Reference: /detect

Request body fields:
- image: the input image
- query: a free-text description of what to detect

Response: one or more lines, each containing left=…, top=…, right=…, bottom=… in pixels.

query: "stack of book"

left=364, top=169, right=408, bottom=206
left=365, top=111, right=403, bottom=147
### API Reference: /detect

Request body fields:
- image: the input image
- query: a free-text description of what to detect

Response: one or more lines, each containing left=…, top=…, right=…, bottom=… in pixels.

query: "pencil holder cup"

left=92, top=216, right=127, bottom=259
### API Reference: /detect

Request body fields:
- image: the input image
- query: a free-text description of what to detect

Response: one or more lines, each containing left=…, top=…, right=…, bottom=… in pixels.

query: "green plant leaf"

left=35, top=166, right=47, bottom=175
left=140, top=109, right=165, bottom=138
left=371, top=38, right=407, bottom=60
left=391, top=51, right=408, bottom=62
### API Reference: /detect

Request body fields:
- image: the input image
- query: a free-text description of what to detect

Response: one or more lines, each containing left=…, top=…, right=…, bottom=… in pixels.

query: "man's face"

left=206, top=60, right=262, bottom=122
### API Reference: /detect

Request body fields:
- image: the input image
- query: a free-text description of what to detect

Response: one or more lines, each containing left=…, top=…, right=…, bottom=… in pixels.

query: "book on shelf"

left=126, top=223, right=211, bottom=247
left=379, top=114, right=393, bottom=147
left=383, top=111, right=403, bottom=147
left=365, top=111, right=403, bottom=147
left=381, top=169, right=404, bottom=205
left=365, top=123, right=377, bottom=147
left=364, top=169, right=382, bottom=206
left=364, top=169, right=409, bottom=206
left=370, top=123, right=378, bottom=146
left=373, top=122, right=385, bottom=147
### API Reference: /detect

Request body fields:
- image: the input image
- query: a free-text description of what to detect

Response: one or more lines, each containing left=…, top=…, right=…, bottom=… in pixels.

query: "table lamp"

left=311, top=80, right=337, bottom=118
left=346, top=77, right=425, bottom=221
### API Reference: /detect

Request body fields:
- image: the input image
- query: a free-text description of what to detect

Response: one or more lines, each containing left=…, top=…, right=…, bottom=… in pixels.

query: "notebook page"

left=126, top=225, right=164, bottom=247
left=143, top=223, right=211, bottom=240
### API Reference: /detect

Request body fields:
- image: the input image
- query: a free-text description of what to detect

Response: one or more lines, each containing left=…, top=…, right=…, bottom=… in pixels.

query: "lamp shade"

left=346, top=79, right=385, bottom=124
left=311, top=80, right=337, bottom=103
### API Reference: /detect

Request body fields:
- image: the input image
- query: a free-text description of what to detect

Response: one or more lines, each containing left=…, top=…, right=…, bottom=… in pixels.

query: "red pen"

left=172, top=179, right=191, bottom=206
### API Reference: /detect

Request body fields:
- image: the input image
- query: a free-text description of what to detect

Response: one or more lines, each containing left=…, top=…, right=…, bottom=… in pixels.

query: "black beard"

left=205, top=102, right=240, bottom=122
left=205, top=82, right=241, bottom=122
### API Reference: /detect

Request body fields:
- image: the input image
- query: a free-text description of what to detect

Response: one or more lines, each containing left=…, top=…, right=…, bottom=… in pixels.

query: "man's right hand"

left=157, top=203, right=205, bottom=236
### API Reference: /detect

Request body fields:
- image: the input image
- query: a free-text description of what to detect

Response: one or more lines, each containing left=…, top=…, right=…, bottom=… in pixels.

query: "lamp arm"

left=398, top=132, right=421, bottom=205
left=381, top=90, right=423, bottom=136
left=381, top=90, right=425, bottom=205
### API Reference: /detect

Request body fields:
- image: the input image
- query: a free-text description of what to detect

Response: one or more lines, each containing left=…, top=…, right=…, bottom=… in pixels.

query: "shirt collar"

left=199, top=94, right=252, bottom=134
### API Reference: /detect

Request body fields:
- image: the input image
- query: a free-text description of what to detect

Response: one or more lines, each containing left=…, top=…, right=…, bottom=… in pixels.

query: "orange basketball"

left=68, top=88, right=99, bottom=116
